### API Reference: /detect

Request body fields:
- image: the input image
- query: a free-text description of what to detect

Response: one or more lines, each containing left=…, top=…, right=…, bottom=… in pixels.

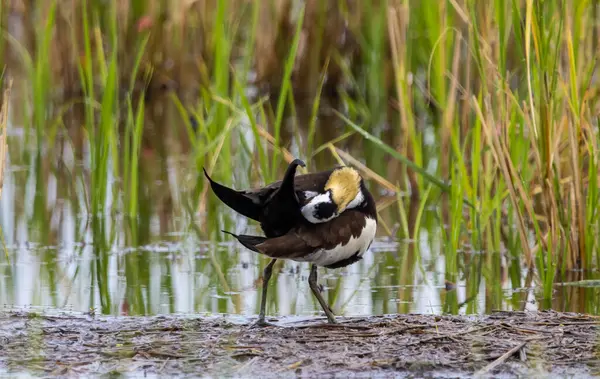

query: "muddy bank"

left=0, top=310, right=598, bottom=378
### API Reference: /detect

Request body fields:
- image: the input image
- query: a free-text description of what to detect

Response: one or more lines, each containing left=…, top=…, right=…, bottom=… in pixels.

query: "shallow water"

left=0, top=237, right=456, bottom=317
left=0, top=115, right=560, bottom=320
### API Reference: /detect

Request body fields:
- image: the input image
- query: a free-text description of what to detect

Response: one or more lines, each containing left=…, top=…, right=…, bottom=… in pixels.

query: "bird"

left=203, top=159, right=377, bottom=325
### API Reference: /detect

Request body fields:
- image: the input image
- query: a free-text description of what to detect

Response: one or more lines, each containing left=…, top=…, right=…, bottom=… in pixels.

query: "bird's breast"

left=302, top=216, right=377, bottom=267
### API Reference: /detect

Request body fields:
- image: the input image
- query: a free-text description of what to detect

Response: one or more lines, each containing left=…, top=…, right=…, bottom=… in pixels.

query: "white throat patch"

left=300, top=188, right=365, bottom=224
left=303, top=191, right=319, bottom=200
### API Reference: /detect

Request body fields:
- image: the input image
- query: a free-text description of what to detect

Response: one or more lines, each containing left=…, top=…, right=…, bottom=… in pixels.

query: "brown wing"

left=292, top=170, right=334, bottom=192
left=245, top=170, right=333, bottom=195
left=238, top=169, right=333, bottom=208
left=253, top=210, right=368, bottom=259
left=253, top=231, right=315, bottom=260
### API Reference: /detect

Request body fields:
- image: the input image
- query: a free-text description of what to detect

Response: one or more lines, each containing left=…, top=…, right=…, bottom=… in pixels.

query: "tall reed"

left=4, top=0, right=600, bottom=314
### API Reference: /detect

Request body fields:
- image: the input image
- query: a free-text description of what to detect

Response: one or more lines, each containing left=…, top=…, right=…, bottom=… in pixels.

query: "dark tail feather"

left=280, top=159, right=306, bottom=192
left=203, top=168, right=261, bottom=221
left=222, top=230, right=267, bottom=253
left=266, top=158, right=306, bottom=206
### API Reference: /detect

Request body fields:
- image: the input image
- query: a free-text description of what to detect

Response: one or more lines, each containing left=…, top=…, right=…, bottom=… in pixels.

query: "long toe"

left=250, top=318, right=277, bottom=328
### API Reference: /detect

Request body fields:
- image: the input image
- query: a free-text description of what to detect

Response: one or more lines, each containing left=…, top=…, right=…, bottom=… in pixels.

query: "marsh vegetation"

left=1, top=0, right=600, bottom=324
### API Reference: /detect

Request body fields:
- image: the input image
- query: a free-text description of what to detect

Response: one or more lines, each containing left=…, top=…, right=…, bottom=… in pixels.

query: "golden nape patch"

left=325, top=167, right=361, bottom=212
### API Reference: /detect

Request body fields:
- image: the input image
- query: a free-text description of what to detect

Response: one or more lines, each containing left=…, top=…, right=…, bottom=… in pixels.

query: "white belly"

left=300, top=217, right=377, bottom=267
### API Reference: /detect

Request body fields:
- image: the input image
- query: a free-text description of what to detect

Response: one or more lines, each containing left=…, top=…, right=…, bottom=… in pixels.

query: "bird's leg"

left=308, top=264, right=337, bottom=324
left=253, top=258, right=277, bottom=327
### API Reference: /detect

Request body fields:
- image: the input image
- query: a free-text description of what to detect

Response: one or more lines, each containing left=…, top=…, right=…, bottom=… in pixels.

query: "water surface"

left=1, top=96, right=585, bottom=319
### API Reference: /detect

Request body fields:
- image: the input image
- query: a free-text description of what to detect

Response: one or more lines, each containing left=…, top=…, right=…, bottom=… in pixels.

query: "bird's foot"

left=325, top=315, right=338, bottom=324
left=323, top=306, right=337, bottom=324
left=250, top=317, right=276, bottom=328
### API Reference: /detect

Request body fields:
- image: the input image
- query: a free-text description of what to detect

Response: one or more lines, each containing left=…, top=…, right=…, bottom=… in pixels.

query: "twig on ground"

left=475, top=337, right=545, bottom=376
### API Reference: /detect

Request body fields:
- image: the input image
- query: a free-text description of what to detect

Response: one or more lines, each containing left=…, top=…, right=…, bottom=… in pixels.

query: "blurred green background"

left=1, top=0, right=599, bottom=319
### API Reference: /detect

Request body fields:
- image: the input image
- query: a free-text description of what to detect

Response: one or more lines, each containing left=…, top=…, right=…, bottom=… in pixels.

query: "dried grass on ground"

left=0, top=311, right=598, bottom=377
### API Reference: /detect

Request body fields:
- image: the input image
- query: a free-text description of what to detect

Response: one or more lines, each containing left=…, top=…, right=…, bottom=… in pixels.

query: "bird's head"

left=301, top=166, right=365, bottom=223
